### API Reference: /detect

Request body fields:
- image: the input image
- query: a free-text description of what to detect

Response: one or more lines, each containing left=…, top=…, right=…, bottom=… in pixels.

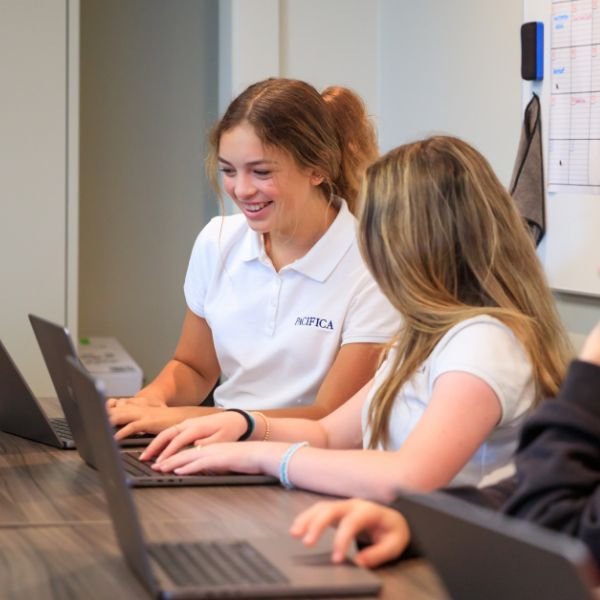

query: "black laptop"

left=64, top=355, right=381, bottom=598
left=64, top=355, right=277, bottom=488
left=28, top=314, right=155, bottom=448
left=0, top=339, right=75, bottom=448
left=393, top=490, right=599, bottom=600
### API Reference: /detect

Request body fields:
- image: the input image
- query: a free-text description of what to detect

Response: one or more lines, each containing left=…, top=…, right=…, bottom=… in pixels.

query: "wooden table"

left=0, top=400, right=449, bottom=599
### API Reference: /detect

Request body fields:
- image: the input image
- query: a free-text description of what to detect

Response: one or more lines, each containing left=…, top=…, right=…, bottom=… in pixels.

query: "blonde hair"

left=358, top=136, right=573, bottom=448
left=206, top=78, right=378, bottom=215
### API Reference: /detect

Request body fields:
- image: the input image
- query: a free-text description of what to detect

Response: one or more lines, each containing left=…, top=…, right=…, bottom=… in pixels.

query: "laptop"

left=64, top=356, right=381, bottom=599
left=28, top=313, right=155, bottom=448
left=0, top=339, right=75, bottom=448
left=64, top=355, right=278, bottom=488
left=393, top=490, right=599, bottom=600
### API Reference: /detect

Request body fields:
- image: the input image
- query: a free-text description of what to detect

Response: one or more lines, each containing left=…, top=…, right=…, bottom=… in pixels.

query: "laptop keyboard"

left=48, top=418, right=151, bottom=444
left=148, top=540, right=288, bottom=587
left=49, top=417, right=73, bottom=440
left=121, top=451, right=159, bottom=477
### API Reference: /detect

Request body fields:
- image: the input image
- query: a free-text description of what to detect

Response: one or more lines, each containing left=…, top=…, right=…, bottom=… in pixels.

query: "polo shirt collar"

left=239, top=198, right=356, bottom=282
left=288, top=199, right=355, bottom=281
left=239, top=223, right=264, bottom=263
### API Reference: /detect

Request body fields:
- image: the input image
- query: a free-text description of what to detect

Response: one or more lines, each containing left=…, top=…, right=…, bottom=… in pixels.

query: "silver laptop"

left=393, top=490, right=599, bottom=600
left=28, top=314, right=155, bottom=448
left=64, top=354, right=278, bottom=488
left=65, top=356, right=381, bottom=598
left=0, top=339, right=75, bottom=448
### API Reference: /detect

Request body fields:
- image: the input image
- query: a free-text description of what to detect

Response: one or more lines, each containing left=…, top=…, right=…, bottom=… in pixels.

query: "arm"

left=500, top=323, right=600, bottom=554
left=108, top=309, right=222, bottom=437
left=259, top=342, right=383, bottom=419
left=153, top=371, right=502, bottom=502
left=142, top=379, right=370, bottom=461
left=280, top=371, right=501, bottom=501
left=140, top=310, right=221, bottom=406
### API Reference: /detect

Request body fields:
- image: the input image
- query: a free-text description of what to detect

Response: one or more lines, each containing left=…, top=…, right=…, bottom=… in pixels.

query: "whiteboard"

left=524, top=0, right=600, bottom=297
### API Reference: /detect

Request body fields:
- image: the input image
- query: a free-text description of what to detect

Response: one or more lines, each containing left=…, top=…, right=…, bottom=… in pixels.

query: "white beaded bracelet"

left=279, top=441, right=309, bottom=489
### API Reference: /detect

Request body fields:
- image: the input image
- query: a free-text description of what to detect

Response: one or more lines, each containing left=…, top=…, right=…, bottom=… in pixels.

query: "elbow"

left=364, top=481, right=398, bottom=504
left=379, top=486, right=399, bottom=504
left=364, top=468, right=444, bottom=504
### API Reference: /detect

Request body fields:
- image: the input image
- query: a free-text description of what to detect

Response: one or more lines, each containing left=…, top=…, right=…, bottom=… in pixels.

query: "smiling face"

left=218, top=123, right=324, bottom=238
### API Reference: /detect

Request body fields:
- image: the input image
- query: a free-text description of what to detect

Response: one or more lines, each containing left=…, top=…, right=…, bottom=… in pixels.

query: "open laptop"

left=64, top=355, right=278, bottom=488
left=393, top=490, right=599, bottom=600
left=65, top=356, right=381, bottom=598
left=28, top=313, right=155, bottom=448
left=0, top=339, right=75, bottom=448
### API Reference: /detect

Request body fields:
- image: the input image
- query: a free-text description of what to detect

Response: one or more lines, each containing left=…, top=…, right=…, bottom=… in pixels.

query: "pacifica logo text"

left=294, top=316, right=334, bottom=330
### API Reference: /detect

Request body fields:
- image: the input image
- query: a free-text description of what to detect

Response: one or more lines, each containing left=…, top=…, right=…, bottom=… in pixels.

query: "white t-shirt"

left=361, top=315, right=535, bottom=487
left=184, top=199, right=399, bottom=410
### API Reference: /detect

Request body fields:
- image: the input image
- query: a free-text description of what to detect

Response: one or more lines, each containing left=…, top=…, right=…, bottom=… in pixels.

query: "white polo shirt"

left=362, top=315, right=536, bottom=487
left=184, top=199, right=399, bottom=410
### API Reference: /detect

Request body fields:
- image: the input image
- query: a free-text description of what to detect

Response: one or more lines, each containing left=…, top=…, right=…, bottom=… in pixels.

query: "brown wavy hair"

left=206, top=78, right=378, bottom=214
left=358, top=136, right=573, bottom=448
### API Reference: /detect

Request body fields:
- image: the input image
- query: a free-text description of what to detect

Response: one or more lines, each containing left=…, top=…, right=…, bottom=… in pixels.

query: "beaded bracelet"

left=225, top=408, right=255, bottom=441
left=252, top=411, right=271, bottom=441
left=279, top=441, right=309, bottom=489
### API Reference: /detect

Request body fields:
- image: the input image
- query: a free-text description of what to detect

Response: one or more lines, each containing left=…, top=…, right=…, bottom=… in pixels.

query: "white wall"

left=79, top=0, right=219, bottom=382
left=220, top=0, right=600, bottom=346
left=219, top=0, right=378, bottom=114
left=378, top=0, right=522, bottom=185
left=280, top=0, right=379, bottom=114
left=222, top=0, right=521, bottom=183
left=0, top=1, right=78, bottom=395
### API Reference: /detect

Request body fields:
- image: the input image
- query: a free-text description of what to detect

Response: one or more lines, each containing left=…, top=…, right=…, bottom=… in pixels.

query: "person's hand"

left=105, top=395, right=165, bottom=411
left=140, top=412, right=248, bottom=461
left=108, top=404, right=212, bottom=440
left=290, top=498, right=411, bottom=568
left=151, top=441, right=283, bottom=476
left=579, top=321, right=600, bottom=366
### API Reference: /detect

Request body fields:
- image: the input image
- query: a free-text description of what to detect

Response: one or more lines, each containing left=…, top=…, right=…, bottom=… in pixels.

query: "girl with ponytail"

left=109, top=78, right=397, bottom=438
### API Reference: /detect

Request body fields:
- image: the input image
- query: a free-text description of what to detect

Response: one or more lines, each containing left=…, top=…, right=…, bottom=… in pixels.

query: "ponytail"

left=322, top=86, right=378, bottom=213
